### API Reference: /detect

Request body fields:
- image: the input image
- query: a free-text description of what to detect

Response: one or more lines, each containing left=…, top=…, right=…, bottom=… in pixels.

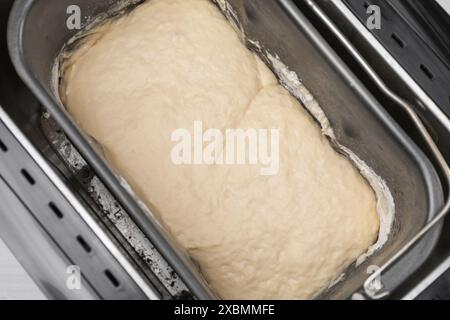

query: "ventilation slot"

left=21, top=169, right=35, bottom=185
left=76, top=235, right=92, bottom=253
left=0, top=139, right=7, bottom=152
left=49, top=202, right=64, bottom=219
left=391, top=33, right=405, bottom=48
left=104, top=270, right=120, bottom=288
left=420, top=64, right=434, bottom=80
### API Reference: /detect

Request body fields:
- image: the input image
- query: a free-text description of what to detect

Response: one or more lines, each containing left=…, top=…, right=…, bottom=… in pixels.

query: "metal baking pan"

left=7, top=0, right=444, bottom=299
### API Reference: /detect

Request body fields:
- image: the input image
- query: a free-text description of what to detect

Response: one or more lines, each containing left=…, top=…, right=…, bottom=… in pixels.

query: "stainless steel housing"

left=7, top=0, right=445, bottom=299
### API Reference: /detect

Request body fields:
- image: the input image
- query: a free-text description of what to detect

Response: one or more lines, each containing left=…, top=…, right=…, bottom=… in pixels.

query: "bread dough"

left=62, top=0, right=380, bottom=299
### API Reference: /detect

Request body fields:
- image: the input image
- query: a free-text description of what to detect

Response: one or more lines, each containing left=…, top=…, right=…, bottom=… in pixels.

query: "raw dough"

left=62, top=0, right=380, bottom=299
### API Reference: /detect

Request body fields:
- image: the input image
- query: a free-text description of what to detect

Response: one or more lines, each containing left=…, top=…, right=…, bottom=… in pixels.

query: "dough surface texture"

left=63, top=0, right=380, bottom=299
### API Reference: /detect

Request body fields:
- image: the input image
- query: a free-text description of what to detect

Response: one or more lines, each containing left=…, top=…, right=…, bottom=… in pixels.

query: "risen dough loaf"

left=63, top=0, right=380, bottom=299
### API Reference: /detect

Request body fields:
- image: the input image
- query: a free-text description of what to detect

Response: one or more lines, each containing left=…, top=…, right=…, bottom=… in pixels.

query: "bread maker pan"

left=7, top=0, right=444, bottom=299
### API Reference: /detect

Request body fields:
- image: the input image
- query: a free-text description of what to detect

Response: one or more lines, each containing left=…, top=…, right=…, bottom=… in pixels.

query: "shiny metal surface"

left=0, top=105, right=160, bottom=300
left=4, top=0, right=447, bottom=299
left=301, top=0, right=450, bottom=299
left=0, top=240, right=45, bottom=300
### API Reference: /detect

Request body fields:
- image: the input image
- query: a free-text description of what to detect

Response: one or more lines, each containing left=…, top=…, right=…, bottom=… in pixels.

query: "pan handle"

left=301, top=0, right=450, bottom=299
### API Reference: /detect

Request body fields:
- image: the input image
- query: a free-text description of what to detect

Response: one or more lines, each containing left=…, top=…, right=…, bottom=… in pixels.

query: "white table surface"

left=0, top=239, right=45, bottom=300
left=436, top=0, right=450, bottom=14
